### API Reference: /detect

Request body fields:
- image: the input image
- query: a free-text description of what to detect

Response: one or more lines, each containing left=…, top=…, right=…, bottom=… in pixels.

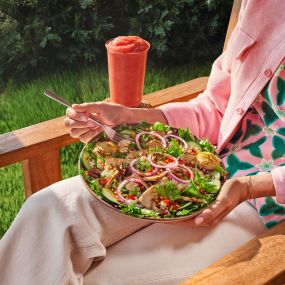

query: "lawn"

left=0, top=63, right=211, bottom=237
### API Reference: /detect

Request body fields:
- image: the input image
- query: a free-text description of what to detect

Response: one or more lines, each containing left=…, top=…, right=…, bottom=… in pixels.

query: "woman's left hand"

left=173, top=177, right=248, bottom=227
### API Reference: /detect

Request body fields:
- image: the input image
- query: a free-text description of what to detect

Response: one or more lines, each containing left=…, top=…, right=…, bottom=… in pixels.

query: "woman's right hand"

left=64, top=102, right=132, bottom=143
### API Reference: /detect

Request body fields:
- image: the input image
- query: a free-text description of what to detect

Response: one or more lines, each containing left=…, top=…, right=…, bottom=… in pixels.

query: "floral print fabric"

left=220, top=59, right=285, bottom=228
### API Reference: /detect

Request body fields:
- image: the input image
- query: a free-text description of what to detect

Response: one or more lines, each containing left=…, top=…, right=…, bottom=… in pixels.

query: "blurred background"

left=0, top=0, right=233, bottom=236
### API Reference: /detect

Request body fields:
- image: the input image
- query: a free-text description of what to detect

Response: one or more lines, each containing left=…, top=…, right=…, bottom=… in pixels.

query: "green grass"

left=0, top=63, right=211, bottom=237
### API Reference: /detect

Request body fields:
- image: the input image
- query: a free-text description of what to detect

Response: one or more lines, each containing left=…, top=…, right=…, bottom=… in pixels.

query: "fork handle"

left=88, top=113, right=104, bottom=130
left=44, top=89, right=104, bottom=130
left=44, top=89, right=72, bottom=108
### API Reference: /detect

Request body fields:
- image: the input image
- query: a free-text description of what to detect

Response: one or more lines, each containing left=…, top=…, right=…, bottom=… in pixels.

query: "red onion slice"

left=164, top=134, right=188, bottom=150
left=167, top=165, right=194, bottom=184
left=116, top=178, right=148, bottom=205
left=130, top=158, right=158, bottom=176
left=147, top=152, right=178, bottom=169
left=135, top=131, right=166, bottom=150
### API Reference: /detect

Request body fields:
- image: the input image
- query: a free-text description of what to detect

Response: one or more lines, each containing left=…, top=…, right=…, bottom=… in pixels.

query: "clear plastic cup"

left=106, top=36, right=150, bottom=107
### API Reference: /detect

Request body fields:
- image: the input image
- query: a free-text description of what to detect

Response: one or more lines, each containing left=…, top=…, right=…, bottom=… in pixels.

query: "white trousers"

left=0, top=176, right=266, bottom=285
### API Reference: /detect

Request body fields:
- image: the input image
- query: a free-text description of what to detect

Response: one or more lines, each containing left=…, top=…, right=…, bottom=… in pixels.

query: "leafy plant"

left=0, top=0, right=233, bottom=88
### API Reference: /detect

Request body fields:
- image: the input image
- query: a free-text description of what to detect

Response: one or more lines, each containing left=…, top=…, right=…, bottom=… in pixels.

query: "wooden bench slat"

left=181, top=219, right=285, bottom=285
left=22, top=149, right=62, bottom=196
left=0, top=117, right=78, bottom=168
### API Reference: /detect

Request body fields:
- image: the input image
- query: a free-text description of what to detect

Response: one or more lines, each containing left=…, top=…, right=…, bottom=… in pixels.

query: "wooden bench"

left=0, top=0, right=284, bottom=283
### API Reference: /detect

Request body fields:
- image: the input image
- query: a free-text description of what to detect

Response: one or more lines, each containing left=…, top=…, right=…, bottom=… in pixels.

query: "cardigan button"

left=264, top=69, right=273, bottom=77
left=236, top=107, right=244, bottom=115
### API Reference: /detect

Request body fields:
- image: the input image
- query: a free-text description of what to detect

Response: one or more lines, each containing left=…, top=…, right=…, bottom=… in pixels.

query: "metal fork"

left=44, top=89, right=132, bottom=144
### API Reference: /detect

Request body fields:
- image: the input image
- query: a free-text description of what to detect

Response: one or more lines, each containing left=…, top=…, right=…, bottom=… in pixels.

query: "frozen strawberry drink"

left=105, top=36, right=150, bottom=107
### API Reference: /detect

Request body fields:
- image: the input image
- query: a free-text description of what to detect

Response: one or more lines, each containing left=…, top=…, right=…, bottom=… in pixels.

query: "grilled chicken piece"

left=181, top=196, right=204, bottom=203
left=105, top=157, right=124, bottom=168
left=196, top=152, right=220, bottom=170
left=106, top=170, right=119, bottom=188
left=147, top=139, right=163, bottom=148
left=118, top=139, right=131, bottom=152
left=139, top=185, right=159, bottom=209
left=142, top=171, right=167, bottom=182
left=93, top=141, right=119, bottom=154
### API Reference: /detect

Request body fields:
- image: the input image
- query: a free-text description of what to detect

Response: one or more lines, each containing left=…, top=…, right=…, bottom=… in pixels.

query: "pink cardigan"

left=158, top=0, right=285, bottom=204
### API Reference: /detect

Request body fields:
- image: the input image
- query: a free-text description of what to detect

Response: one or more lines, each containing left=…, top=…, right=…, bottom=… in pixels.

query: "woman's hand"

left=64, top=102, right=131, bottom=143
left=64, top=102, right=167, bottom=143
left=173, top=177, right=248, bottom=227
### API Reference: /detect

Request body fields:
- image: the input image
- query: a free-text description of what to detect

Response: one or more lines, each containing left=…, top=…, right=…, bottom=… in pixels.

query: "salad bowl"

left=79, top=122, right=227, bottom=222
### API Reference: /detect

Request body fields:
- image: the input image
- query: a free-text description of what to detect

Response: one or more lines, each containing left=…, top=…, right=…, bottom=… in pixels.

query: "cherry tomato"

left=186, top=171, right=192, bottom=178
left=165, top=157, right=173, bottom=164
left=128, top=194, right=137, bottom=200
left=171, top=202, right=180, bottom=210
left=100, top=178, right=108, bottom=186
left=161, top=199, right=171, bottom=207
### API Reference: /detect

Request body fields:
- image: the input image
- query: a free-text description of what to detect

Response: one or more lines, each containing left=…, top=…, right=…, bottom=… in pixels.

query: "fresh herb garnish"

left=151, top=122, right=171, bottom=132
left=136, top=159, right=152, bottom=172
left=120, top=203, right=142, bottom=216
left=155, top=181, right=182, bottom=202
left=148, top=146, right=164, bottom=153
left=89, top=179, right=102, bottom=196
left=166, top=138, right=183, bottom=158
left=186, top=172, right=219, bottom=194
left=178, top=128, right=193, bottom=142
left=199, top=139, right=216, bottom=153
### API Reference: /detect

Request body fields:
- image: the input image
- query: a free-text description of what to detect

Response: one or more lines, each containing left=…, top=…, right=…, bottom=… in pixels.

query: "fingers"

left=66, top=107, right=88, bottom=122
left=69, top=126, right=101, bottom=144
left=64, top=118, right=97, bottom=129
left=69, top=128, right=90, bottom=138
left=72, top=102, right=104, bottom=114
left=193, top=196, right=232, bottom=227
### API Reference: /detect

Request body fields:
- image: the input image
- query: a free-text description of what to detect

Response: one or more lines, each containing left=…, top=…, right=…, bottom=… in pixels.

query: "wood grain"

left=22, top=150, right=62, bottom=197
left=181, top=220, right=285, bottom=285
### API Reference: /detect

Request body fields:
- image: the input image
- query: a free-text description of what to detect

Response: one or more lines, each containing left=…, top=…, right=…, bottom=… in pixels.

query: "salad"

left=79, top=122, right=227, bottom=220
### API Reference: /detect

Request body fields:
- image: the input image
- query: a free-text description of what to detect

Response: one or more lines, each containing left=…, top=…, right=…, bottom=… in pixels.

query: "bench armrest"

left=181, top=219, right=285, bottom=284
left=0, top=76, right=208, bottom=195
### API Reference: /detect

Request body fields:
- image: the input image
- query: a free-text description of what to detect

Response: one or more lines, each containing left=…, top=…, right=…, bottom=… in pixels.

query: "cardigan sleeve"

left=271, top=166, right=285, bottom=204
left=156, top=1, right=250, bottom=146
left=157, top=51, right=231, bottom=146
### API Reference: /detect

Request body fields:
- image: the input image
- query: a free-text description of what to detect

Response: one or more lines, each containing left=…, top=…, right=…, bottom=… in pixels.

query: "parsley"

left=155, top=181, right=182, bottom=202
left=178, top=128, right=193, bottom=142
left=186, top=172, right=219, bottom=194
left=199, top=139, right=216, bottom=153
left=135, top=121, right=150, bottom=130
left=136, top=159, right=152, bottom=172
left=141, top=209, right=159, bottom=218
left=166, top=138, right=183, bottom=158
left=148, top=146, right=164, bottom=153
left=89, top=179, right=102, bottom=196
left=214, top=165, right=228, bottom=177
left=120, top=203, right=142, bottom=216
left=151, top=122, right=171, bottom=132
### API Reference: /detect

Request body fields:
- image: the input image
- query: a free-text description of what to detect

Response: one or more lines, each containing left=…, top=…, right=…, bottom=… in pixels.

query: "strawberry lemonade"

left=105, top=36, right=150, bottom=107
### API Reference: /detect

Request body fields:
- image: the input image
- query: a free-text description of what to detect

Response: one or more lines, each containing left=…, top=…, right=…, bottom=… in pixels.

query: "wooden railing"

left=1, top=0, right=285, bottom=283
left=0, top=77, right=208, bottom=196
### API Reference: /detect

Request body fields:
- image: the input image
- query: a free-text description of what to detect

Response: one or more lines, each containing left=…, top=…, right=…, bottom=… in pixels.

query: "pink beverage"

left=105, top=36, right=150, bottom=107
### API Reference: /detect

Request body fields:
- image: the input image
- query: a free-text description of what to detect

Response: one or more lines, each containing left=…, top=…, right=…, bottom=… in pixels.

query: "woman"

left=0, top=0, right=284, bottom=284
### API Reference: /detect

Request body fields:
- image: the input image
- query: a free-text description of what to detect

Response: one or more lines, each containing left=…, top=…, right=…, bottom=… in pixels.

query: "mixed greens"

left=80, top=122, right=227, bottom=220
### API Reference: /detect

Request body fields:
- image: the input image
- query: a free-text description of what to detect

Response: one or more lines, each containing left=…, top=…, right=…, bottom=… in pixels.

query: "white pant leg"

left=0, top=176, right=151, bottom=285
left=83, top=202, right=266, bottom=285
